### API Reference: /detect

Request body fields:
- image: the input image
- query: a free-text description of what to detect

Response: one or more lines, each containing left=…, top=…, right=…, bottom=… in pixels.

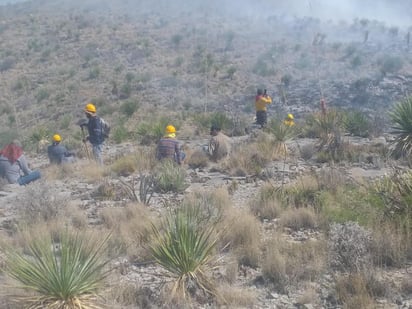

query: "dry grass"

left=370, top=224, right=408, bottom=267
left=42, top=162, right=77, bottom=180
left=224, top=133, right=275, bottom=176
left=262, top=236, right=326, bottom=292
left=64, top=203, right=89, bottom=230
left=219, top=208, right=261, bottom=267
left=334, top=273, right=376, bottom=309
left=279, top=207, right=318, bottom=231
left=17, top=181, right=69, bottom=224
left=105, top=281, right=154, bottom=308
left=110, top=154, right=139, bottom=176
left=296, top=283, right=320, bottom=306
left=99, top=203, right=153, bottom=260
left=250, top=183, right=283, bottom=220
left=217, top=284, right=258, bottom=307
left=187, top=149, right=209, bottom=169
left=74, top=160, right=106, bottom=182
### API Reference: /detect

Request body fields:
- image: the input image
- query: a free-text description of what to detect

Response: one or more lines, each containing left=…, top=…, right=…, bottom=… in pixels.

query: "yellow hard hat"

left=53, top=134, right=61, bottom=142
left=287, top=113, right=294, bottom=120
left=85, top=103, right=96, bottom=113
left=165, top=125, right=176, bottom=134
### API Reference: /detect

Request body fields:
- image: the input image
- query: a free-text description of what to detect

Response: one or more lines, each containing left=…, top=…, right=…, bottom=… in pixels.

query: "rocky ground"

left=0, top=132, right=411, bottom=308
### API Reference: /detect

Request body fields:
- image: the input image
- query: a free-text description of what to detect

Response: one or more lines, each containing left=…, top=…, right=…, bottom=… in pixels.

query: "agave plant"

left=150, top=204, right=219, bottom=301
left=389, top=97, right=412, bottom=157
left=4, top=231, right=111, bottom=309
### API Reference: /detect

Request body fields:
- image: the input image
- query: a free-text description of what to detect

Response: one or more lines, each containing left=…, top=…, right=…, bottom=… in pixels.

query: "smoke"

left=210, top=0, right=412, bottom=28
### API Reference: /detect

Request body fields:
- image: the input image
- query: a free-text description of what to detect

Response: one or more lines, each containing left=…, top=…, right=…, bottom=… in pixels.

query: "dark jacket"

left=47, top=143, right=73, bottom=164
left=86, top=116, right=105, bottom=145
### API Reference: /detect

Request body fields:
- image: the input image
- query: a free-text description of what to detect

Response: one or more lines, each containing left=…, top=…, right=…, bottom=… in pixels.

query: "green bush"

left=136, top=118, right=172, bottom=145
left=120, top=99, right=139, bottom=117
left=154, top=160, right=187, bottom=193
left=343, top=110, right=370, bottom=137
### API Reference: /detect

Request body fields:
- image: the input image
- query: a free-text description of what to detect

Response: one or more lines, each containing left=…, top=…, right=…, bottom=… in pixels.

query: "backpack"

left=100, top=118, right=111, bottom=138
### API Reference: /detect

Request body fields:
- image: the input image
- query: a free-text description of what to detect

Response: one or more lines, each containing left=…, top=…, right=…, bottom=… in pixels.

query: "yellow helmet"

left=53, top=134, right=61, bottom=142
left=165, top=125, right=176, bottom=134
left=85, top=103, right=96, bottom=113
left=287, top=113, right=294, bottom=120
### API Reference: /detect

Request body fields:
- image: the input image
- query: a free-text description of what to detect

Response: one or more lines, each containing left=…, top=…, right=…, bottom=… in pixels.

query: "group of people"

left=0, top=103, right=106, bottom=186
left=0, top=91, right=295, bottom=185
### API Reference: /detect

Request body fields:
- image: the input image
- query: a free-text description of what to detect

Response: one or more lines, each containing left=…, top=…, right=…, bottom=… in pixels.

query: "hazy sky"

left=213, top=0, right=411, bottom=28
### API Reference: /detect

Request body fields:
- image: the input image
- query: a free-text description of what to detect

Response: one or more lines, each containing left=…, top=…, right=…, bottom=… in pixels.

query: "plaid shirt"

left=156, top=137, right=181, bottom=164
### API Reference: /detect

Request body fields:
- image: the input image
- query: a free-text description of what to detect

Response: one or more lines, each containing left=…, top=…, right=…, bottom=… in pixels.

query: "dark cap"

left=210, top=124, right=221, bottom=131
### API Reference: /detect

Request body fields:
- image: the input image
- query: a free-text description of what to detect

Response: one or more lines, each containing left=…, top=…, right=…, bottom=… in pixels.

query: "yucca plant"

left=389, top=97, right=412, bottom=157
left=266, top=119, right=295, bottom=155
left=154, top=159, right=187, bottom=193
left=149, top=204, right=220, bottom=302
left=3, top=231, right=111, bottom=309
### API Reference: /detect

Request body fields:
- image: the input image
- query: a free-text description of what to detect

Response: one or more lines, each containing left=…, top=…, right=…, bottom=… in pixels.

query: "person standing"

left=207, top=125, right=232, bottom=162
left=81, top=103, right=107, bottom=165
left=156, top=125, right=185, bottom=165
left=47, top=134, right=76, bottom=164
left=255, top=88, right=272, bottom=128
left=0, top=140, right=41, bottom=185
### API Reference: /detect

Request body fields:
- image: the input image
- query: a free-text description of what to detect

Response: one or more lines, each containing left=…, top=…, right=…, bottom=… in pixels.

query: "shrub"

left=379, top=55, right=403, bottom=74
left=112, top=125, right=129, bottom=144
left=279, top=207, right=318, bottom=231
left=334, top=273, right=375, bottom=309
left=153, top=160, right=187, bottom=193
left=17, top=181, right=68, bottom=223
left=3, top=230, right=111, bottom=308
left=343, top=110, right=370, bottom=137
left=250, top=183, right=282, bottom=220
left=220, top=209, right=261, bottom=267
left=136, top=118, right=172, bottom=145
left=262, top=237, right=325, bottom=293
left=120, top=99, right=139, bottom=117
left=328, top=222, right=372, bottom=272
left=35, top=88, right=50, bottom=103
left=149, top=203, right=219, bottom=301
left=389, top=96, right=412, bottom=157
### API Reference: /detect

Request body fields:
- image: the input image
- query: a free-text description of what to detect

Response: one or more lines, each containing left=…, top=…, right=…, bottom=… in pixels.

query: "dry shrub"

left=95, top=178, right=117, bottom=200
left=250, top=183, right=282, bottom=220
left=105, top=282, right=154, bottom=308
left=296, top=284, right=320, bottom=306
left=224, top=136, right=273, bottom=176
left=74, top=160, right=105, bottom=182
left=43, top=163, right=76, bottom=180
left=218, top=284, right=257, bottom=307
left=17, top=181, right=69, bottom=224
left=182, top=188, right=231, bottom=225
left=64, top=203, right=88, bottom=230
left=281, top=175, right=321, bottom=209
left=401, top=277, right=412, bottom=295
left=110, top=154, right=139, bottom=176
left=317, top=166, right=347, bottom=191
left=334, top=273, right=376, bottom=309
left=328, top=222, right=372, bottom=273
left=262, top=235, right=326, bottom=293
left=221, top=255, right=238, bottom=284
left=187, top=149, right=209, bottom=169
left=279, top=207, right=318, bottom=231
left=370, top=224, right=407, bottom=267
left=99, top=203, right=153, bottom=260
left=219, top=208, right=261, bottom=267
